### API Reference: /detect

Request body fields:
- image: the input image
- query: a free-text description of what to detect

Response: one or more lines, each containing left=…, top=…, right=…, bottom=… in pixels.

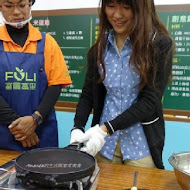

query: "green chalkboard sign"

left=158, top=12, right=190, bottom=111
left=32, top=13, right=98, bottom=102
left=32, top=5, right=190, bottom=117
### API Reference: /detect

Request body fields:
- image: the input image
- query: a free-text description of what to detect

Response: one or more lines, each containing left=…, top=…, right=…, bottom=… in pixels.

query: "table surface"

left=0, top=149, right=181, bottom=190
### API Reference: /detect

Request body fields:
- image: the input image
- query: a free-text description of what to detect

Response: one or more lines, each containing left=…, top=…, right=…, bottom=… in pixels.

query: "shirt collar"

left=106, top=29, right=131, bottom=52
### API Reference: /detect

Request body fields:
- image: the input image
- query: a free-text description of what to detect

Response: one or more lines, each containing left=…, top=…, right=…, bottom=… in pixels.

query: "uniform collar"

left=0, top=23, right=42, bottom=42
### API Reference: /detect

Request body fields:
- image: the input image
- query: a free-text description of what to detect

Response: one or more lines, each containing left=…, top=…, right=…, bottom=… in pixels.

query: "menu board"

left=32, top=5, right=190, bottom=118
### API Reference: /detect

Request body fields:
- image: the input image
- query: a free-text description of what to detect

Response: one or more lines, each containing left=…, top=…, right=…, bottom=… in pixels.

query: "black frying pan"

left=15, top=144, right=96, bottom=187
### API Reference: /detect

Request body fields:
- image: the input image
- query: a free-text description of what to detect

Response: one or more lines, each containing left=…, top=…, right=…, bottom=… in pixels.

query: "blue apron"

left=0, top=32, right=58, bottom=151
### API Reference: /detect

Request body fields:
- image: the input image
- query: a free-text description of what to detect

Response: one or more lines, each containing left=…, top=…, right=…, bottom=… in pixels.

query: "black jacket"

left=74, top=33, right=173, bottom=169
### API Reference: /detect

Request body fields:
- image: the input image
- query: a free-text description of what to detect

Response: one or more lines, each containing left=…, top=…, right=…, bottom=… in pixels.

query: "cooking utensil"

left=123, top=170, right=150, bottom=190
left=131, top=171, right=138, bottom=190
left=123, top=189, right=150, bottom=190
left=14, top=144, right=96, bottom=188
left=169, top=151, right=190, bottom=190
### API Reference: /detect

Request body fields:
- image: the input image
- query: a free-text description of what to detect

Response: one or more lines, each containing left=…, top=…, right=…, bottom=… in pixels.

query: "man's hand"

left=20, top=132, right=39, bottom=148
left=9, top=116, right=37, bottom=141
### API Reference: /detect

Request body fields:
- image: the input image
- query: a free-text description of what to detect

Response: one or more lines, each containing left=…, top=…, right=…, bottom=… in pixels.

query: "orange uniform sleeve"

left=44, top=34, right=72, bottom=88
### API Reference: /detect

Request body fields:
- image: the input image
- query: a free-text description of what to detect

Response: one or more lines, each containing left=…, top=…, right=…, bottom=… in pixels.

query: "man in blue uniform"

left=0, top=0, right=72, bottom=151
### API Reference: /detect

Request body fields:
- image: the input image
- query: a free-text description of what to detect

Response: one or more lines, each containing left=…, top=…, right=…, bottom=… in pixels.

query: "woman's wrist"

left=100, top=125, right=109, bottom=135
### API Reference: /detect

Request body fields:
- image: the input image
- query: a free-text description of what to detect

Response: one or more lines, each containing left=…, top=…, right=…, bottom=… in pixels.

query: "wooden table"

left=0, top=149, right=181, bottom=190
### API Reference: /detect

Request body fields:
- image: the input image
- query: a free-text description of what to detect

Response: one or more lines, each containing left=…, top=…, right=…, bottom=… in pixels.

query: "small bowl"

left=169, top=152, right=190, bottom=190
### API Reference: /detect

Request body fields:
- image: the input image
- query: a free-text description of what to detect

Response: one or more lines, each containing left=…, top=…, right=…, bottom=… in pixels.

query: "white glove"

left=70, top=129, right=85, bottom=144
left=78, top=125, right=107, bottom=156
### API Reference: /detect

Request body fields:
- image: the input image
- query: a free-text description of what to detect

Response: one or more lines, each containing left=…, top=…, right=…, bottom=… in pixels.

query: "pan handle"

left=16, top=170, right=30, bottom=179
left=64, top=142, right=84, bottom=151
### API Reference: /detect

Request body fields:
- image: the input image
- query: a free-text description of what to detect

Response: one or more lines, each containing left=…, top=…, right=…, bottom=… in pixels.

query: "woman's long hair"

left=89, top=0, right=175, bottom=90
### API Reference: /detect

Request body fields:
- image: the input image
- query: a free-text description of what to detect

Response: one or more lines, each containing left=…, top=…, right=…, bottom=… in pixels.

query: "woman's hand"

left=70, top=128, right=85, bottom=144
left=78, top=124, right=108, bottom=156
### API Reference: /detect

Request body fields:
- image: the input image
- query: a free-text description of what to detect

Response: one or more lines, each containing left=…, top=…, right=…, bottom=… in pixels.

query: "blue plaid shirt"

left=99, top=30, right=150, bottom=160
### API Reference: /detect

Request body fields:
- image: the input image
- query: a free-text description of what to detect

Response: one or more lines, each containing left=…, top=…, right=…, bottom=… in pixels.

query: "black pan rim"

left=15, top=147, right=96, bottom=182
